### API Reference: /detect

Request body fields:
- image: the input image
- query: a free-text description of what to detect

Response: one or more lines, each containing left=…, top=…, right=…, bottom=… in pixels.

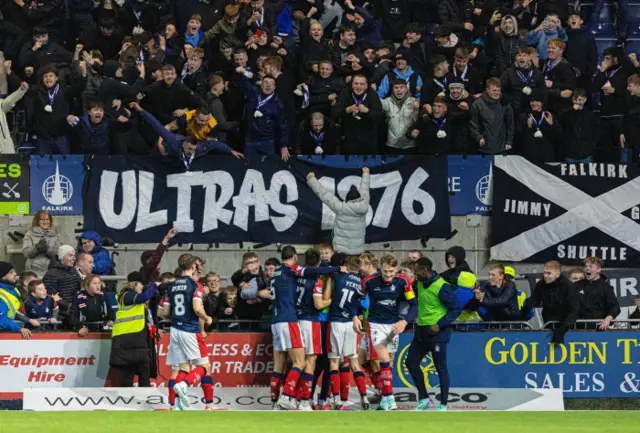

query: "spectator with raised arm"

left=234, top=64, right=289, bottom=160
left=0, top=81, right=28, bottom=154
left=129, top=102, right=243, bottom=162
left=306, top=167, right=370, bottom=256
left=139, top=228, right=179, bottom=286
left=22, top=210, right=62, bottom=278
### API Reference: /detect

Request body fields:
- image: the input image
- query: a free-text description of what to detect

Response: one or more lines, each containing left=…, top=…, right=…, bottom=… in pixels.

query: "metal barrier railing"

left=543, top=319, right=640, bottom=330
left=451, top=321, right=534, bottom=331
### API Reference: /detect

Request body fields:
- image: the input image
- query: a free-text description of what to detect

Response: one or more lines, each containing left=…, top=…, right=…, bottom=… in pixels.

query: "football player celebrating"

left=168, top=255, right=215, bottom=410
left=326, top=256, right=370, bottom=410
left=271, top=245, right=344, bottom=410
left=355, top=254, right=416, bottom=410
left=295, top=248, right=332, bottom=411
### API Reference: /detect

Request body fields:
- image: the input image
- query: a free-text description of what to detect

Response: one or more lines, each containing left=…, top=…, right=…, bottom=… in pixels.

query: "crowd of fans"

left=0, top=0, right=638, bottom=161
left=1, top=216, right=637, bottom=339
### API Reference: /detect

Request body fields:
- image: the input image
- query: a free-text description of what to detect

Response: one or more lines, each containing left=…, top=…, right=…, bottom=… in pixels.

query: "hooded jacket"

left=469, top=93, right=515, bottom=154
left=308, top=172, right=370, bottom=255
left=573, top=275, right=621, bottom=321
left=22, top=226, right=63, bottom=277
left=440, top=246, right=472, bottom=289
left=78, top=231, right=112, bottom=276
left=488, top=15, right=525, bottom=76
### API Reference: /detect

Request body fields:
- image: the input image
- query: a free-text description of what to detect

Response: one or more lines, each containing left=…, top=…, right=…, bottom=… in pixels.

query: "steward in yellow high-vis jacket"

left=109, top=281, right=157, bottom=387
left=0, top=261, right=31, bottom=340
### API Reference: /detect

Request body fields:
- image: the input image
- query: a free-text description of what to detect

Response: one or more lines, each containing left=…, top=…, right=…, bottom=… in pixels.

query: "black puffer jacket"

left=476, top=280, right=520, bottom=321
left=440, top=246, right=472, bottom=289
left=43, top=262, right=82, bottom=320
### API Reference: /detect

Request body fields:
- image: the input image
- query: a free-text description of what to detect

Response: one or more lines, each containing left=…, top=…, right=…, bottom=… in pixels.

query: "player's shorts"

left=327, top=321, right=358, bottom=359
left=271, top=321, right=304, bottom=352
left=299, top=320, right=323, bottom=355
left=366, top=323, right=399, bottom=359
left=359, top=329, right=372, bottom=359
left=166, top=328, right=209, bottom=366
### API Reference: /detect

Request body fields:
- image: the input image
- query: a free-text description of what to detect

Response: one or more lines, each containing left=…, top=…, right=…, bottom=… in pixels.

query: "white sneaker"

left=173, top=381, right=191, bottom=410
left=298, top=401, right=313, bottom=411
left=277, top=396, right=298, bottom=411
left=272, top=402, right=281, bottom=411
left=388, top=395, right=398, bottom=410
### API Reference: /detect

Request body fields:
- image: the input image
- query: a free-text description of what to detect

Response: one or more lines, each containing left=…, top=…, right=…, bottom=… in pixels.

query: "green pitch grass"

left=1, top=411, right=638, bottom=433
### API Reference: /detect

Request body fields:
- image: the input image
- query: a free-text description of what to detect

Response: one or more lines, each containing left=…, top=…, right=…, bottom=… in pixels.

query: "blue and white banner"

left=394, top=331, right=640, bottom=398
left=30, top=156, right=85, bottom=215
left=448, top=155, right=493, bottom=216
left=490, top=156, right=640, bottom=266
left=82, top=155, right=451, bottom=244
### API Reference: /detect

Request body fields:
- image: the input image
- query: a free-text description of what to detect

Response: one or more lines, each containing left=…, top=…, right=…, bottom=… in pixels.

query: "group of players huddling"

left=163, top=246, right=439, bottom=412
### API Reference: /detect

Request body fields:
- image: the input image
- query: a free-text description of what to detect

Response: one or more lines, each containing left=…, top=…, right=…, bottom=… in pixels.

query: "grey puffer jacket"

left=308, top=172, right=370, bottom=255
left=22, top=226, right=63, bottom=277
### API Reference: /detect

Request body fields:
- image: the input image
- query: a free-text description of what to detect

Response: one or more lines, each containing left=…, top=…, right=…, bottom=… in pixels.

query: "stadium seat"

left=583, top=1, right=617, bottom=37
left=627, top=4, right=640, bottom=36
left=626, top=38, right=640, bottom=56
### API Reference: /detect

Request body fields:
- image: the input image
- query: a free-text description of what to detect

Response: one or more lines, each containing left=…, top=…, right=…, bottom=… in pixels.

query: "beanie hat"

left=345, top=185, right=361, bottom=201
left=457, top=271, right=476, bottom=289
left=0, top=261, right=15, bottom=280
left=58, top=245, right=75, bottom=261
